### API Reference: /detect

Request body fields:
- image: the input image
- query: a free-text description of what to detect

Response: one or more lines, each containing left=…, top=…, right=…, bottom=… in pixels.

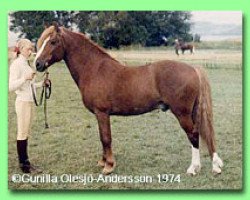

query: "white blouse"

left=9, top=54, right=43, bottom=102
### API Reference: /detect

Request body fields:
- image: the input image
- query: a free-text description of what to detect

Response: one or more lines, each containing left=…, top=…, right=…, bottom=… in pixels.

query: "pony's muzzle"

left=36, top=59, right=46, bottom=72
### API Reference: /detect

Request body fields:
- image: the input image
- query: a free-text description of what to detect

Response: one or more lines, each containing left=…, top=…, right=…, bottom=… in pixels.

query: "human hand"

left=25, top=72, right=36, bottom=81
left=43, top=79, right=51, bottom=87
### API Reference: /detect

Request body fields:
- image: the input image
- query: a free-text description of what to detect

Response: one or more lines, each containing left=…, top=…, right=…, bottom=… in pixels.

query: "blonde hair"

left=17, top=38, right=33, bottom=50
left=13, top=39, right=33, bottom=59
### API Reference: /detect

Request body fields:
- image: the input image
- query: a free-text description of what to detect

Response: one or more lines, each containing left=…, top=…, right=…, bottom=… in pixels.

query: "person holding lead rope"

left=9, top=39, right=50, bottom=173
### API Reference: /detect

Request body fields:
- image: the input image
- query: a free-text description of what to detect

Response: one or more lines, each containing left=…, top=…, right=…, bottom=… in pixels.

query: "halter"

left=31, top=70, right=52, bottom=129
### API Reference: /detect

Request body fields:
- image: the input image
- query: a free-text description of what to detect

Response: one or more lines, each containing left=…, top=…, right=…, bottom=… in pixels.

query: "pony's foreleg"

left=192, top=46, right=195, bottom=54
left=95, top=111, right=116, bottom=175
left=175, top=48, right=179, bottom=56
left=176, top=114, right=201, bottom=175
left=190, top=48, right=194, bottom=54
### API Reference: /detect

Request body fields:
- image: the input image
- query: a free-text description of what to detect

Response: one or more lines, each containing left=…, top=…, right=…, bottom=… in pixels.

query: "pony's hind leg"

left=175, top=113, right=201, bottom=175
left=95, top=111, right=116, bottom=175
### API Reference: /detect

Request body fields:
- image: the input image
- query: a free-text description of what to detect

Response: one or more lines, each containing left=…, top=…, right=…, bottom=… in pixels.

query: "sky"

left=191, top=11, right=242, bottom=25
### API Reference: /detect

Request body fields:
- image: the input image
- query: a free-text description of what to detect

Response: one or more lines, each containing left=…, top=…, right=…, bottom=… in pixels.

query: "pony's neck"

left=61, top=28, right=120, bottom=86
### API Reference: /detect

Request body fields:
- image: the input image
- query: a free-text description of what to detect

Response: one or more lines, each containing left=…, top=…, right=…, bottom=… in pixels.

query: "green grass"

left=195, top=40, right=242, bottom=50
left=116, top=40, right=242, bottom=51
left=8, top=50, right=242, bottom=190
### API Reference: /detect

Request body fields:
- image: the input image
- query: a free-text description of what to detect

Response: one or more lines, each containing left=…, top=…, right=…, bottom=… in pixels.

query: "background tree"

left=193, top=33, right=201, bottom=42
left=9, top=11, right=193, bottom=48
left=9, top=11, right=76, bottom=43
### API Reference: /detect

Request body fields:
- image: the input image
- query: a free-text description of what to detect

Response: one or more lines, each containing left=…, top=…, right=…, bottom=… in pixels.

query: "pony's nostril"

left=36, top=61, right=40, bottom=68
left=35, top=60, right=45, bottom=72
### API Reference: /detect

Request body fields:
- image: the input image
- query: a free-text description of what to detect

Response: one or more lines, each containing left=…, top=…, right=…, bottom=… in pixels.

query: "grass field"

left=8, top=46, right=242, bottom=190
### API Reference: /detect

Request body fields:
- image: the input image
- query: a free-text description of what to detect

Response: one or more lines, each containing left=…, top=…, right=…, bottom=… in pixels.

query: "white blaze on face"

left=33, top=36, right=50, bottom=68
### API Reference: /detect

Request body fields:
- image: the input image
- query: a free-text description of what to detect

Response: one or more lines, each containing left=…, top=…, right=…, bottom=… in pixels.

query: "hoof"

left=212, top=153, right=223, bottom=174
left=186, top=164, right=201, bottom=176
left=212, top=166, right=222, bottom=174
left=97, top=159, right=105, bottom=168
left=102, top=162, right=116, bottom=175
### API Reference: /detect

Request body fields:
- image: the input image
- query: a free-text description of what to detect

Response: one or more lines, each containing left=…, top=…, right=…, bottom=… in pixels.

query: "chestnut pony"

left=35, top=24, right=223, bottom=175
left=175, top=39, right=195, bottom=56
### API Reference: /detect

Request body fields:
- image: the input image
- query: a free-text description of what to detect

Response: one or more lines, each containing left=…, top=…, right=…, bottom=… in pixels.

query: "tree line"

left=9, top=11, right=194, bottom=48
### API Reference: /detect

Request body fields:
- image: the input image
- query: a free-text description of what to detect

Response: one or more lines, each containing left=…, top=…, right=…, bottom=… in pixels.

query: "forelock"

left=37, top=26, right=56, bottom=50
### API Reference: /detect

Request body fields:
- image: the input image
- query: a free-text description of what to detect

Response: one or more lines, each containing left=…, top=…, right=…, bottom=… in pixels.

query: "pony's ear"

left=52, top=21, right=60, bottom=33
left=43, top=22, right=50, bottom=29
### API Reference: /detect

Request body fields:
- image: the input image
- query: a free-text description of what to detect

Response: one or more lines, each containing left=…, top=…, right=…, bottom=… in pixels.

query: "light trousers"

left=15, top=100, right=34, bottom=140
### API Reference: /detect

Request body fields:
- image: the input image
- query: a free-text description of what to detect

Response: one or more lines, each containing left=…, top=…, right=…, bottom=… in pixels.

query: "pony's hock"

left=34, top=23, right=223, bottom=175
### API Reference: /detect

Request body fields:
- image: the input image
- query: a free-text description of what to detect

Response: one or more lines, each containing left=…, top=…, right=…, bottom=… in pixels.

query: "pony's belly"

left=110, top=106, right=156, bottom=116
left=110, top=101, right=168, bottom=116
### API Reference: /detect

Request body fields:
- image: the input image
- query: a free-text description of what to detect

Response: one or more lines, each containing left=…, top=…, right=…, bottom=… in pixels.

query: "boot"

left=17, top=140, right=43, bottom=173
left=17, top=139, right=30, bottom=173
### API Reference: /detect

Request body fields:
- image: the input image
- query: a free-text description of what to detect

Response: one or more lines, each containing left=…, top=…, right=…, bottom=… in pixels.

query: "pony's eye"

left=50, top=40, right=56, bottom=45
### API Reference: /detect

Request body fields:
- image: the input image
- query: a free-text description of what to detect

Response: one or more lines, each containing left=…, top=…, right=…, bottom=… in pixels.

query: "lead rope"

left=31, top=70, right=52, bottom=129
left=44, top=71, right=51, bottom=128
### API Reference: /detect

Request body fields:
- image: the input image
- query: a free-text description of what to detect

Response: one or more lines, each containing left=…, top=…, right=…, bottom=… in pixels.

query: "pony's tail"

left=194, top=67, right=215, bottom=158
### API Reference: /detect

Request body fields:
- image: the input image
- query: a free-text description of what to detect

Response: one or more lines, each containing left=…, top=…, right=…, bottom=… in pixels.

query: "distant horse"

left=175, top=39, right=195, bottom=56
left=34, top=24, right=223, bottom=175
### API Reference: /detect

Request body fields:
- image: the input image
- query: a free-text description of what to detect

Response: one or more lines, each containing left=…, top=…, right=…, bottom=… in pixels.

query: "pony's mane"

left=61, top=27, right=120, bottom=63
left=37, top=26, right=120, bottom=63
